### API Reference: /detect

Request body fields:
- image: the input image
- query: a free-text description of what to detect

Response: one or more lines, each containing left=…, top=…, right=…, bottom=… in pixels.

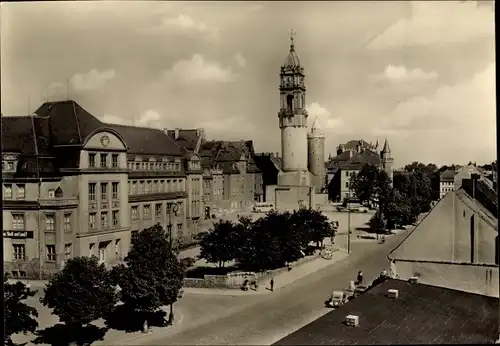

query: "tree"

left=198, top=220, right=240, bottom=268
left=374, top=170, right=392, bottom=206
left=290, top=208, right=336, bottom=247
left=368, top=210, right=387, bottom=238
left=41, top=256, right=116, bottom=328
left=114, top=224, right=184, bottom=323
left=382, top=189, right=411, bottom=230
left=350, top=164, right=379, bottom=204
left=4, top=277, right=39, bottom=345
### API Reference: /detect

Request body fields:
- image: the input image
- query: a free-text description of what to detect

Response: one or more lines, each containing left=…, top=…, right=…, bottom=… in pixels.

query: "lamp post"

left=347, top=187, right=351, bottom=254
left=167, top=202, right=179, bottom=249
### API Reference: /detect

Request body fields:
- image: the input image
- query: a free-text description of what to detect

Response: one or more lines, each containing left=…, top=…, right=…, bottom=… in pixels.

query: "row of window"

left=89, top=210, right=120, bottom=229
left=3, top=184, right=25, bottom=200
left=12, top=243, right=72, bottom=261
left=130, top=202, right=183, bottom=220
left=89, top=240, right=121, bottom=262
left=10, top=213, right=73, bottom=231
left=191, top=200, right=202, bottom=217
left=129, top=178, right=185, bottom=195
left=89, top=153, right=119, bottom=169
left=127, top=159, right=181, bottom=172
left=89, top=182, right=120, bottom=201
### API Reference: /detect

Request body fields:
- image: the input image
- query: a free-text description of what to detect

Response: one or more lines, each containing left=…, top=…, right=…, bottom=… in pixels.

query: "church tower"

left=308, top=117, right=326, bottom=192
left=278, top=30, right=310, bottom=186
left=380, top=138, right=393, bottom=185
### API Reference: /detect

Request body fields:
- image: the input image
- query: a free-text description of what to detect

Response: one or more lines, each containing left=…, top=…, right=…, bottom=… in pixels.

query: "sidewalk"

left=183, top=250, right=349, bottom=296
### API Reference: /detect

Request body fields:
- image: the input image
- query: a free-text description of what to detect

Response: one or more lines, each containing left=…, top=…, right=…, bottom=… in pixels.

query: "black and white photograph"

left=1, top=1, right=498, bottom=345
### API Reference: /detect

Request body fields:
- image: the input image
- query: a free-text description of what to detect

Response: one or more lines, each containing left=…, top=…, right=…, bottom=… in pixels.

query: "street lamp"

left=347, top=187, right=351, bottom=254
left=167, top=202, right=179, bottom=248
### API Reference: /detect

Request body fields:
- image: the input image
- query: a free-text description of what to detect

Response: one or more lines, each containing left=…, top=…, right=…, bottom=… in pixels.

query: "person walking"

left=270, top=278, right=274, bottom=292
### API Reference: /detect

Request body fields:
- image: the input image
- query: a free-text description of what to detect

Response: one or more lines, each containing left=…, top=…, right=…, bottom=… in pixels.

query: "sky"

left=1, top=1, right=496, bottom=167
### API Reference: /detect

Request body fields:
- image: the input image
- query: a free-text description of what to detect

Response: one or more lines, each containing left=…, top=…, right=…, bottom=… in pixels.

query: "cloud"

left=100, top=110, right=163, bottom=128
left=70, top=69, right=116, bottom=91
left=139, top=14, right=220, bottom=40
left=234, top=53, right=247, bottom=68
left=374, top=65, right=438, bottom=84
left=306, top=102, right=344, bottom=130
left=375, top=63, right=495, bottom=139
left=136, top=109, right=162, bottom=127
left=368, top=1, right=494, bottom=49
left=165, top=54, right=235, bottom=83
left=101, top=113, right=128, bottom=125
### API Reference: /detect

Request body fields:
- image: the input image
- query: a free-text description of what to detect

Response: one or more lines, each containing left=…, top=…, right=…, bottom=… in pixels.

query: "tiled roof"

left=344, top=139, right=373, bottom=151
left=254, top=154, right=281, bottom=174
left=328, top=149, right=381, bottom=170
left=107, top=124, right=183, bottom=156
left=166, top=129, right=200, bottom=152
left=35, top=100, right=104, bottom=146
left=274, top=279, right=498, bottom=345
left=1, top=116, right=37, bottom=154
left=440, top=169, right=455, bottom=181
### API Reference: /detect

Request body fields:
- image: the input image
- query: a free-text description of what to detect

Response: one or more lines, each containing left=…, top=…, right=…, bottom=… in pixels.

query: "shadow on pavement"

left=104, top=304, right=168, bottom=333
left=33, top=323, right=107, bottom=346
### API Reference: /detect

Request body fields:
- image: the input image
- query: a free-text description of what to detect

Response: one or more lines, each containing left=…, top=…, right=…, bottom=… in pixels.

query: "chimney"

left=409, top=277, right=419, bottom=284
left=387, top=289, right=399, bottom=299
left=276, top=152, right=279, bottom=158
left=349, top=150, right=353, bottom=158
left=345, top=315, right=359, bottom=327
left=174, top=128, right=180, bottom=140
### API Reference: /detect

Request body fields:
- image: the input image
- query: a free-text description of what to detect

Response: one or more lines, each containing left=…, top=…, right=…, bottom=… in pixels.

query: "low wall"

left=395, top=260, right=499, bottom=297
left=183, top=254, right=321, bottom=289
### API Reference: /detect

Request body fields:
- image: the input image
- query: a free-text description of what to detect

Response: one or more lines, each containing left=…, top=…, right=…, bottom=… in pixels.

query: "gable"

left=84, top=130, right=127, bottom=151
left=389, top=191, right=497, bottom=264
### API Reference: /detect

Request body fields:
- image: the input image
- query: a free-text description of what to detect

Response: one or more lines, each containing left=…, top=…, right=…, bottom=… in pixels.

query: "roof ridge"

left=104, top=122, right=164, bottom=131
left=71, top=101, right=83, bottom=143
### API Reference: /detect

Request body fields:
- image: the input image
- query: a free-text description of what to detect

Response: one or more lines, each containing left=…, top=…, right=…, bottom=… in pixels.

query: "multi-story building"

left=326, top=139, right=393, bottom=202
left=199, top=140, right=262, bottom=213
left=2, top=101, right=200, bottom=279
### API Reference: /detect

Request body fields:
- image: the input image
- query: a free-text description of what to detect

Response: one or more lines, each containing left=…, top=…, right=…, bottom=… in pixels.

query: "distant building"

left=198, top=140, right=262, bottom=214
left=439, top=163, right=493, bottom=199
left=326, top=139, right=392, bottom=202
left=2, top=101, right=202, bottom=279
left=254, top=153, right=282, bottom=202
left=389, top=175, right=498, bottom=297
left=274, top=278, right=498, bottom=345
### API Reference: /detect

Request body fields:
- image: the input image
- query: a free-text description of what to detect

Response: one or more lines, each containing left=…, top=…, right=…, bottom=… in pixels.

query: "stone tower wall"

left=307, top=136, right=325, bottom=191
left=281, top=126, right=308, bottom=172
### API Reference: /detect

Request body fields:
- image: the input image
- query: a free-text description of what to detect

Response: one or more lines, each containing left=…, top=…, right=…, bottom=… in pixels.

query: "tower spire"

left=289, top=29, right=296, bottom=51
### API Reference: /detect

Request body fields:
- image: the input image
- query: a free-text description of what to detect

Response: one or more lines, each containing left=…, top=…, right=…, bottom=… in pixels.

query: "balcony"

left=39, top=197, right=79, bottom=209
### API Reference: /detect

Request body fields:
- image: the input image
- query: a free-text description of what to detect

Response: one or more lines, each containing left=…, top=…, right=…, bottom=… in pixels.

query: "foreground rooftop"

left=274, top=278, right=498, bottom=345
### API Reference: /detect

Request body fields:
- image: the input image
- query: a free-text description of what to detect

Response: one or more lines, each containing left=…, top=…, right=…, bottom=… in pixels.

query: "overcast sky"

left=1, top=1, right=496, bottom=167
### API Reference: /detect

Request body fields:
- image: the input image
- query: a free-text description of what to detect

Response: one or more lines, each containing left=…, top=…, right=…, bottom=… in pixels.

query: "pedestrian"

left=270, top=278, right=274, bottom=292
left=356, top=271, right=363, bottom=285
left=389, top=260, right=396, bottom=278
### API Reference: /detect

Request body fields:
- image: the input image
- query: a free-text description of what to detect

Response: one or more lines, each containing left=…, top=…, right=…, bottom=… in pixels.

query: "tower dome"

left=282, top=29, right=301, bottom=71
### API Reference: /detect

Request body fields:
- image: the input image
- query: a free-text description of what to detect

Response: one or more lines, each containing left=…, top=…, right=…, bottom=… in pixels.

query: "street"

left=131, top=230, right=408, bottom=345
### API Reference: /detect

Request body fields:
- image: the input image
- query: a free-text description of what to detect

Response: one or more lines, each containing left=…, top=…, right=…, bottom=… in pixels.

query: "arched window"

left=470, top=215, right=475, bottom=263
left=286, top=95, right=294, bottom=113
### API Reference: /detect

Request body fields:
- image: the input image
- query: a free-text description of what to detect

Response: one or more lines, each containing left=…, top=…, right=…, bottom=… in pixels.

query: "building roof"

left=328, top=149, right=381, bottom=170
left=34, top=100, right=104, bottom=146
left=343, top=139, right=375, bottom=151
left=1, top=116, right=38, bottom=154
left=107, top=124, right=183, bottom=156
left=388, top=186, right=497, bottom=264
left=440, top=169, right=456, bottom=182
left=283, top=40, right=301, bottom=68
left=381, top=138, right=391, bottom=153
left=200, top=140, right=261, bottom=174
left=166, top=129, right=201, bottom=153
left=274, top=279, right=498, bottom=345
